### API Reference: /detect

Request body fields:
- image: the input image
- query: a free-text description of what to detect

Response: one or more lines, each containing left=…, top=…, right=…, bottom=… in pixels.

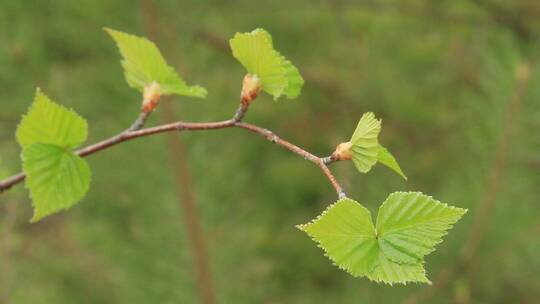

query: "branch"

left=235, top=122, right=345, bottom=197
left=0, top=101, right=345, bottom=198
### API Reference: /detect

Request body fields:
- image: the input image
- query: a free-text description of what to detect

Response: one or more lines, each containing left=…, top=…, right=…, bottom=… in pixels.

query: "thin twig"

left=1, top=115, right=345, bottom=198
left=127, top=111, right=151, bottom=132
left=0, top=106, right=153, bottom=193
left=235, top=122, right=345, bottom=198
left=0, top=173, right=25, bottom=193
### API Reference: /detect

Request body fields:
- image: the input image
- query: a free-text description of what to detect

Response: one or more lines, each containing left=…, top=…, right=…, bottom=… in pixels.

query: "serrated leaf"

left=366, top=252, right=431, bottom=285
left=377, top=145, right=407, bottom=180
left=297, top=198, right=379, bottom=276
left=298, top=193, right=466, bottom=284
left=350, top=112, right=381, bottom=173
left=17, top=89, right=88, bottom=149
left=105, top=28, right=207, bottom=98
left=22, top=143, right=91, bottom=222
left=230, top=28, right=304, bottom=100
left=376, top=192, right=467, bottom=264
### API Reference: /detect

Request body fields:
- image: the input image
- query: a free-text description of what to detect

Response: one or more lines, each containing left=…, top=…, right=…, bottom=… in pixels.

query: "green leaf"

left=377, top=145, right=407, bottom=180
left=230, top=28, right=304, bottom=100
left=17, top=89, right=88, bottom=149
left=22, top=143, right=91, bottom=222
left=376, top=192, right=467, bottom=264
left=298, top=193, right=466, bottom=284
left=16, top=89, right=92, bottom=221
left=297, top=198, right=379, bottom=276
left=105, top=28, right=207, bottom=98
left=350, top=112, right=381, bottom=173
left=281, top=58, right=304, bottom=98
left=366, top=252, right=431, bottom=285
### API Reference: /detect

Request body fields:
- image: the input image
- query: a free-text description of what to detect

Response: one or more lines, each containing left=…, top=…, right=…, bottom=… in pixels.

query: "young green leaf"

left=297, top=198, right=379, bottom=277
left=366, top=252, right=430, bottom=285
left=230, top=28, right=304, bottom=100
left=376, top=192, right=467, bottom=264
left=22, top=143, right=91, bottom=222
left=350, top=112, right=381, bottom=173
left=17, top=89, right=92, bottom=221
left=377, top=145, right=407, bottom=180
left=105, top=28, right=207, bottom=98
left=298, top=193, right=466, bottom=284
left=17, top=89, right=87, bottom=149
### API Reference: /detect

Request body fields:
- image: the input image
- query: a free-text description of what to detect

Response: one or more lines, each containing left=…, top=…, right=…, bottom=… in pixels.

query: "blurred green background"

left=1, top=0, right=539, bottom=303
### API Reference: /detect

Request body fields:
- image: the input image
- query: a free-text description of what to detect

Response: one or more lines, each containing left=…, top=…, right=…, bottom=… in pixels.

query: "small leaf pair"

left=17, top=90, right=91, bottom=222
left=230, top=28, right=304, bottom=100
left=298, top=192, right=467, bottom=284
left=108, top=27, right=304, bottom=104
left=335, top=112, right=407, bottom=179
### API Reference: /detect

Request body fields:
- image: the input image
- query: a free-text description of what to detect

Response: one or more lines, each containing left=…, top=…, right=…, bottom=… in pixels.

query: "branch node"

left=322, top=155, right=336, bottom=165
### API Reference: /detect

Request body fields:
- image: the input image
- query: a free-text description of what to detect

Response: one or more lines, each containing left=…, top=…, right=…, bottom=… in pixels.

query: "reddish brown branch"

left=0, top=174, right=25, bottom=193
left=1, top=116, right=345, bottom=197
left=235, top=122, right=345, bottom=197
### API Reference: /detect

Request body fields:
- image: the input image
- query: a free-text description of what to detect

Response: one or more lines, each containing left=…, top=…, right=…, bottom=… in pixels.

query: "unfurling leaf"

left=105, top=28, right=207, bottom=98
left=350, top=112, right=381, bottom=173
left=377, top=145, right=407, bottom=180
left=17, top=89, right=92, bottom=221
left=343, top=112, right=407, bottom=179
left=298, top=192, right=466, bottom=285
left=230, top=28, right=304, bottom=100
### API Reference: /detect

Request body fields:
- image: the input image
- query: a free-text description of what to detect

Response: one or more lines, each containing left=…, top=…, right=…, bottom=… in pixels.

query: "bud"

left=332, top=141, right=353, bottom=161
left=240, top=74, right=262, bottom=104
left=142, top=81, right=162, bottom=113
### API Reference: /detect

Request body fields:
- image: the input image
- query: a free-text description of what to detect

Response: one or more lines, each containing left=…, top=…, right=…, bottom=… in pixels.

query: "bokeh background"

left=1, top=0, right=539, bottom=303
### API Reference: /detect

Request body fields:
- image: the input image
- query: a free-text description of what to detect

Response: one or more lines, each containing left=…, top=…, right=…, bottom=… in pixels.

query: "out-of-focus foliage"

left=230, top=28, right=304, bottom=99
left=0, top=0, right=539, bottom=303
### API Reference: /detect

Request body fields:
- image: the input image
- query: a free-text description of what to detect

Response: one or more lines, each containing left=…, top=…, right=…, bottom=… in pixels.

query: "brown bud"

left=332, top=141, right=353, bottom=161
left=142, top=81, right=161, bottom=113
left=240, top=74, right=262, bottom=104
